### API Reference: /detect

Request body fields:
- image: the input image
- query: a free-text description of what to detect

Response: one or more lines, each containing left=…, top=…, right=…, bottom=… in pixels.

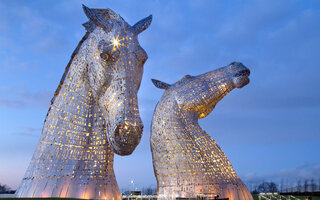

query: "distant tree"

left=251, top=187, right=259, bottom=194
left=257, top=181, right=278, bottom=193
left=285, top=179, right=289, bottom=193
left=246, top=180, right=259, bottom=194
left=250, top=181, right=259, bottom=194
left=311, top=179, right=316, bottom=193
left=304, top=179, right=309, bottom=192
left=288, top=182, right=293, bottom=193
left=0, top=184, right=11, bottom=193
left=269, top=182, right=278, bottom=193
left=297, top=180, right=302, bottom=193
left=257, top=181, right=268, bottom=193
left=280, top=179, right=284, bottom=193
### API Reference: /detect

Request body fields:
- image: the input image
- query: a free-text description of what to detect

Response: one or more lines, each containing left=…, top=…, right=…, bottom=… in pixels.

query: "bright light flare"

left=110, top=36, right=121, bottom=49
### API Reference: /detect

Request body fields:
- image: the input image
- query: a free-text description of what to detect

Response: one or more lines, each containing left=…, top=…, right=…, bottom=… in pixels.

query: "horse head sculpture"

left=16, top=6, right=151, bottom=199
left=152, top=62, right=249, bottom=119
left=82, top=5, right=151, bottom=155
left=151, top=62, right=252, bottom=200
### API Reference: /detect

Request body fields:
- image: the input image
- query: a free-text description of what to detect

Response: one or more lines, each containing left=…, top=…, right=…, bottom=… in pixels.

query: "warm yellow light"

left=110, top=36, right=121, bottom=49
left=112, top=38, right=119, bottom=47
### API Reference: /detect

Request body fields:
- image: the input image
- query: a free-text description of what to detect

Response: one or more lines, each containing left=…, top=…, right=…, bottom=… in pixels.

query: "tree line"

left=0, top=183, right=15, bottom=194
left=2, top=179, right=320, bottom=195
left=247, top=178, right=320, bottom=194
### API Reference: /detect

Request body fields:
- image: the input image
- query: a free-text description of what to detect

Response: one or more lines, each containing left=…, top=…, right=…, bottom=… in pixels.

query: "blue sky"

left=0, top=0, right=319, bottom=191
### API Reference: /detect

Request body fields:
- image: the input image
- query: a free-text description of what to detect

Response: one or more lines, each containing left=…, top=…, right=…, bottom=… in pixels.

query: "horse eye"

left=98, top=40, right=119, bottom=62
left=100, top=52, right=109, bottom=61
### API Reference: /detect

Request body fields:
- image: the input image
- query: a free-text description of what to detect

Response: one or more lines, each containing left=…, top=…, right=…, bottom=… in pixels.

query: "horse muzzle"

left=230, top=63, right=250, bottom=88
left=109, top=122, right=144, bottom=156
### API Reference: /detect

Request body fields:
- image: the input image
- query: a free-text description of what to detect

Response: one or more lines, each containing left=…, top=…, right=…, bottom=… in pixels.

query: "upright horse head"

left=16, top=6, right=151, bottom=199
left=82, top=5, right=151, bottom=155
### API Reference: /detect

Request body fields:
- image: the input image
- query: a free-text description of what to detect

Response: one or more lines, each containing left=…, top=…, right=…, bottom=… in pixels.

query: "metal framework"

left=15, top=5, right=152, bottom=199
left=151, top=62, right=253, bottom=200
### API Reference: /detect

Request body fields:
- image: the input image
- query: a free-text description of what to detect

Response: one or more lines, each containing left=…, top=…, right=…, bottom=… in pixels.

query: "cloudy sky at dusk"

left=0, top=0, right=319, bottom=191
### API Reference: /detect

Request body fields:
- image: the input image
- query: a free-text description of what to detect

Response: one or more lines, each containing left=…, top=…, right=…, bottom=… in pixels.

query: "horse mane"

left=50, top=31, right=90, bottom=105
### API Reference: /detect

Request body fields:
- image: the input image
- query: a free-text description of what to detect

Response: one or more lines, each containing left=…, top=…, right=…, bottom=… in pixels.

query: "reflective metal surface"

left=151, top=62, right=253, bottom=200
left=16, top=5, right=151, bottom=199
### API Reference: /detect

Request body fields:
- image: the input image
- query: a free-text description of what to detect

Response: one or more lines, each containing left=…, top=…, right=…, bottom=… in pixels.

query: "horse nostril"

left=115, top=123, right=143, bottom=137
left=114, top=125, right=122, bottom=137
left=129, top=124, right=144, bottom=135
left=234, top=69, right=250, bottom=77
left=111, top=123, right=144, bottom=155
left=137, top=124, right=144, bottom=131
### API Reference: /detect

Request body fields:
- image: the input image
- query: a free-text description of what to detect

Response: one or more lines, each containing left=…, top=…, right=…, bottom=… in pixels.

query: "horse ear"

left=82, top=21, right=96, bottom=32
left=151, top=79, right=171, bottom=89
left=82, top=4, right=112, bottom=32
left=132, top=15, right=152, bottom=35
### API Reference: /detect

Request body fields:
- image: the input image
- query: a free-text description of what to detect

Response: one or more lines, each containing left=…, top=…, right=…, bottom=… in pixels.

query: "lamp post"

left=131, top=180, right=135, bottom=192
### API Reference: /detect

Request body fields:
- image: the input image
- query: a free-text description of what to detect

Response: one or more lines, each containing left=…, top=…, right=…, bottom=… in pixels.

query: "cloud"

left=1, top=56, right=39, bottom=71
left=0, top=86, right=53, bottom=109
left=242, top=163, right=320, bottom=185
left=0, top=1, right=71, bottom=56
left=139, top=0, right=320, bottom=115
left=216, top=0, right=295, bottom=46
left=12, top=127, right=41, bottom=137
left=0, top=99, right=25, bottom=109
left=33, top=36, right=68, bottom=53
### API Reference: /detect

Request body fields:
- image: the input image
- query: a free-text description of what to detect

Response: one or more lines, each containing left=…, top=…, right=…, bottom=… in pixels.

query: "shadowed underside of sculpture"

left=15, top=5, right=151, bottom=199
left=151, top=62, right=253, bottom=200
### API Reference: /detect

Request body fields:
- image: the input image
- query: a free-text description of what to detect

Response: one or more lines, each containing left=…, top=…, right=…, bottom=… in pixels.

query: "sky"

left=0, top=0, right=319, bottom=191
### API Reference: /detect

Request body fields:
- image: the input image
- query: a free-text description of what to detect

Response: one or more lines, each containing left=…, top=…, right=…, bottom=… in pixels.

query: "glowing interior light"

left=151, top=64, right=252, bottom=199
left=17, top=6, right=151, bottom=200
left=110, top=36, right=121, bottom=49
